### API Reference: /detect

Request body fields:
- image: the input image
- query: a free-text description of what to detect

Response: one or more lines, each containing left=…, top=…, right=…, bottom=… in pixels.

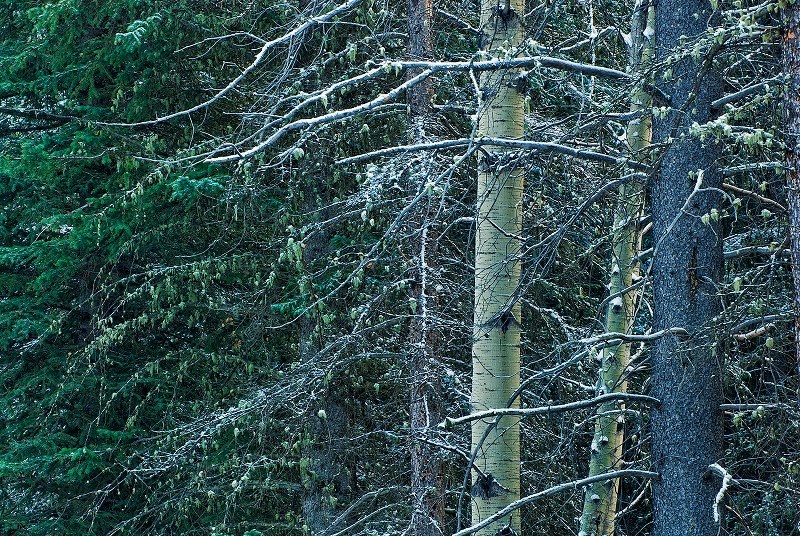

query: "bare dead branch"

left=451, top=469, right=659, bottom=536
left=336, top=137, right=650, bottom=169
left=711, top=77, right=781, bottom=110
left=442, top=392, right=660, bottom=427
left=732, top=323, right=775, bottom=341
left=101, top=0, right=364, bottom=128
left=722, top=182, right=787, bottom=212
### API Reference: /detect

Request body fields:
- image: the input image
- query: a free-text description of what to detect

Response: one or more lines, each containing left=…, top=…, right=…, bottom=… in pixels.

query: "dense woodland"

left=2, top=0, right=800, bottom=535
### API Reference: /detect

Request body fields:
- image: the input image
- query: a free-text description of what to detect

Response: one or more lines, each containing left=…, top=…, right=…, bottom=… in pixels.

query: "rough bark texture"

left=470, top=0, right=524, bottom=534
left=784, top=0, right=800, bottom=374
left=300, top=180, right=351, bottom=535
left=407, top=1, right=446, bottom=535
left=408, top=223, right=445, bottom=536
left=407, top=0, right=434, bottom=133
left=579, top=5, right=652, bottom=536
left=650, top=0, right=724, bottom=535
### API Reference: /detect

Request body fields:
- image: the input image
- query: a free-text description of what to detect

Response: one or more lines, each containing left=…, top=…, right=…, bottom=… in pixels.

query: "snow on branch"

left=206, top=70, right=434, bottom=162
left=399, top=56, right=629, bottom=79
left=104, top=47, right=628, bottom=135
left=581, top=327, right=689, bottom=344
left=336, top=137, right=651, bottom=170
left=102, top=0, right=364, bottom=128
left=708, top=463, right=733, bottom=524
left=442, top=392, right=660, bottom=427
left=452, top=469, right=658, bottom=536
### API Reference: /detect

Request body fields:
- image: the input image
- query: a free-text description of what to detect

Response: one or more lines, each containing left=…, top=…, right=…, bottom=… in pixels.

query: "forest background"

left=1, top=0, right=800, bottom=535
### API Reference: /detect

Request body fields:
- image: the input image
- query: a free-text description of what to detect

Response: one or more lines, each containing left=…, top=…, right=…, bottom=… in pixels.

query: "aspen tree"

left=470, top=0, right=525, bottom=533
left=579, top=4, right=653, bottom=535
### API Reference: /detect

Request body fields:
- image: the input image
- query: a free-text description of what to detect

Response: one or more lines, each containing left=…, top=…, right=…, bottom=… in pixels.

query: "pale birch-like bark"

left=470, top=0, right=525, bottom=533
left=579, top=4, right=653, bottom=536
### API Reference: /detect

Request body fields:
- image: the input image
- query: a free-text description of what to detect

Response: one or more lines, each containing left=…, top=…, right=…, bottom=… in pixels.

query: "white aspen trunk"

left=579, top=5, right=653, bottom=536
left=470, top=0, right=525, bottom=534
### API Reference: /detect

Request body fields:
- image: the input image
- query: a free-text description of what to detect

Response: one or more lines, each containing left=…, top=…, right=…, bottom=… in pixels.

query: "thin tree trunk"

left=579, top=4, right=652, bottom=536
left=407, top=0, right=445, bottom=534
left=470, top=0, right=525, bottom=533
left=783, top=0, right=800, bottom=374
left=300, top=178, right=351, bottom=535
left=649, top=0, right=724, bottom=534
left=408, top=222, right=445, bottom=536
left=407, top=0, right=434, bottom=136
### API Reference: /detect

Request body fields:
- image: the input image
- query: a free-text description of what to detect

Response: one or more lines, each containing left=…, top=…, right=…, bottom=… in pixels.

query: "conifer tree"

left=649, top=0, right=724, bottom=534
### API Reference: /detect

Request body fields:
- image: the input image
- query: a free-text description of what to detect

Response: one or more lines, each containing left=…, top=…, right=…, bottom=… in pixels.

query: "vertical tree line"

left=469, top=0, right=526, bottom=532
left=406, top=0, right=446, bottom=532
left=579, top=3, right=653, bottom=534
left=649, top=0, right=724, bottom=532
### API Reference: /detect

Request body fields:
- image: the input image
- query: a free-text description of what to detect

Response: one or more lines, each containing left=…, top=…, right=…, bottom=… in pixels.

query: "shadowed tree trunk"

left=783, top=0, right=800, bottom=375
left=579, top=4, right=653, bottom=536
left=299, top=172, right=352, bottom=535
left=407, top=0, right=434, bottom=136
left=406, top=0, right=446, bottom=534
left=649, top=0, right=724, bottom=535
left=406, top=204, right=446, bottom=536
left=470, top=0, right=525, bottom=533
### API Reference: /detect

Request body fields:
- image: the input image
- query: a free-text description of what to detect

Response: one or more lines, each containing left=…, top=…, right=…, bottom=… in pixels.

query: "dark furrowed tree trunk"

left=300, top=175, right=352, bottom=535
left=407, top=230, right=445, bottom=536
left=407, top=0, right=434, bottom=134
left=784, top=0, right=800, bottom=375
left=406, top=0, right=445, bottom=534
left=650, top=0, right=724, bottom=535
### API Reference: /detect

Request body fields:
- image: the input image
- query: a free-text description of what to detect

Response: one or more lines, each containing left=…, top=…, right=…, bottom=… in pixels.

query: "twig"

left=442, top=392, right=660, bottom=427
left=722, top=182, right=786, bottom=212
left=452, top=470, right=658, bottom=536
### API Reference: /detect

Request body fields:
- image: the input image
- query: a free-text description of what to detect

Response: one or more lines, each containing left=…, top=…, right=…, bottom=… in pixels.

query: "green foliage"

left=1, top=0, right=799, bottom=535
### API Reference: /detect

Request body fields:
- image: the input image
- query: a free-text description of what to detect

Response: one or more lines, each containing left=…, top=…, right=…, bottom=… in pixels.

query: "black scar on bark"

left=495, top=518, right=518, bottom=536
left=481, top=310, right=520, bottom=333
left=470, top=472, right=509, bottom=499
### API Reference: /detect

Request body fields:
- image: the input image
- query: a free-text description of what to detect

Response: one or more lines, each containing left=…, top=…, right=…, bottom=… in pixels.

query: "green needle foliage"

left=1, top=0, right=799, bottom=535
